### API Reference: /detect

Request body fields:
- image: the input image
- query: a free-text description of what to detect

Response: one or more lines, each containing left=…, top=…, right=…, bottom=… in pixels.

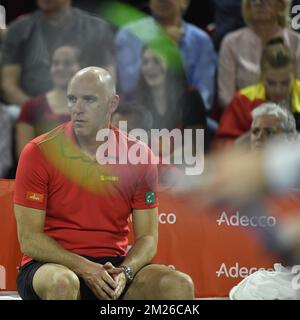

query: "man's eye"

left=85, top=97, right=96, bottom=102
left=266, top=80, right=276, bottom=86
left=267, top=129, right=276, bottom=136
left=281, top=80, right=291, bottom=87
left=68, top=96, right=77, bottom=103
left=264, top=129, right=275, bottom=136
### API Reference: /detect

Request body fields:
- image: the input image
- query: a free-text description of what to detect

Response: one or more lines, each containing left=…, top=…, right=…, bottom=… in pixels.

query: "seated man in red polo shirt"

left=14, top=67, right=194, bottom=300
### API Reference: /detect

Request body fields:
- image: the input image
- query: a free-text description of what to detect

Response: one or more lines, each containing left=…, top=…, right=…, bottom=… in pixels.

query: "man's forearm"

left=21, top=232, right=93, bottom=277
left=2, top=83, right=29, bottom=105
left=121, top=235, right=157, bottom=275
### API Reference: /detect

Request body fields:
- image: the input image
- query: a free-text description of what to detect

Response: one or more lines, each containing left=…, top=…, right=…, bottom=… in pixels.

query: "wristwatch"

left=121, top=265, right=134, bottom=283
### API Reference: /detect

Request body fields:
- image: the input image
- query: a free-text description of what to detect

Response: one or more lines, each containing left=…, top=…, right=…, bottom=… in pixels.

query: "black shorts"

left=17, top=256, right=126, bottom=300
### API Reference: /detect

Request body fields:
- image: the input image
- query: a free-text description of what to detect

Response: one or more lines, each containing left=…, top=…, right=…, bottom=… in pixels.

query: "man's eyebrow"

left=82, top=95, right=98, bottom=99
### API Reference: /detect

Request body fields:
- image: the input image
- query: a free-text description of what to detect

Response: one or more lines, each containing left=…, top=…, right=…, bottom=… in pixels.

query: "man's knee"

left=34, top=268, right=80, bottom=300
left=158, top=271, right=195, bottom=300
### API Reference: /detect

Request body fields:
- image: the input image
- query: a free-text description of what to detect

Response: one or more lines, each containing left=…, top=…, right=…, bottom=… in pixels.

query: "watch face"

left=122, top=265, right=133, bottom=282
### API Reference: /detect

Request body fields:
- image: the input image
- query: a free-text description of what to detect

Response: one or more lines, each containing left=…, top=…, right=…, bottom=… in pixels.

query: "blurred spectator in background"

left=235, top=102, right=297, bottom=149
left=218, top=0, right=300, bottom=109
left=215, top=38, right=300, bottom=145
left=133, top=47, right=208, bottom=154
left=210, top=0, right=245, bottom=52
left=0, top=0, right=115, bottom=106
left=131, top=47, right=207, bottom=132
left=111, top=100, right=154, bottom=133
left=115, top=0, right=217, bottom=112
left=0, top=7, right=13, bottom=178
left=0, top=105, right=13, bottom=178
left=250, top=102, right=297, bottom=149
left=16, top=46, right=81, bottom=156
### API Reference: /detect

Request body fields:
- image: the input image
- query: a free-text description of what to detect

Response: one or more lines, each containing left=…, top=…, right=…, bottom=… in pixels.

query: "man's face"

left=149, top=0, right=188, bottom=21
left=37, top=0, right=70, bottom=13
left=250, top=114, right=283, bottom=150
left=67, top=75, right=116, bottom=138
left=263, top=67, right=294, bottom=103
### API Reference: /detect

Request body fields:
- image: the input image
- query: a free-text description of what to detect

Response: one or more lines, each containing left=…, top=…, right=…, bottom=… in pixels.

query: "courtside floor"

left=0, top=292, right=229, bottom=300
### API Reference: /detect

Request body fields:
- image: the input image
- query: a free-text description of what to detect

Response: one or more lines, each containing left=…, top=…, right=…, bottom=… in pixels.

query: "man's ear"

left=110, top=95, right=119, bottom=113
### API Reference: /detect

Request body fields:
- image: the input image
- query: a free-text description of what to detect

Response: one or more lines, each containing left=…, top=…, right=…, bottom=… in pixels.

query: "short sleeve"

left=1, top=17, right=29, bottom=66
left=115, top=23, right=144, bottom=94
left=14, top=142, right=49, bottom=210
left=18, top=98, right=37, bottom=125
left=187, top=27, right=217, bottom=111
left=131, top=156, right=159, bottom=210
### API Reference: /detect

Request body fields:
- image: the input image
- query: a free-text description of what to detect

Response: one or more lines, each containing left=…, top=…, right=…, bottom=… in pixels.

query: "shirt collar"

left=62, top=121, right=123, bottom=162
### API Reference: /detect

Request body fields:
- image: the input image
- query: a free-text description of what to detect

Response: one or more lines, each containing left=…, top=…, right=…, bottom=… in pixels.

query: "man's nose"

left=256, top=130, right=267, bottom=142
left=73, top=98, right=85, bottom=113
left=274, top=84, right=284, bottom=95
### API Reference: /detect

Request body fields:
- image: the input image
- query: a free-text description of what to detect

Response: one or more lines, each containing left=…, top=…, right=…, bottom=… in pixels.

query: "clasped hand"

left=83, top=261, right=127, bottom=300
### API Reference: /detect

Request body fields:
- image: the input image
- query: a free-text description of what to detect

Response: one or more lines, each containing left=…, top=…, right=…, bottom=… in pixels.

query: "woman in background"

left=218, top=0, right=300, bottom=109
left=131, top=47, right=209, bottom=152
left=16, top=46, right=81, bottom=156
left=133, top=47, right=207, bottom=132
left=215, top=38, right=300, bottom=145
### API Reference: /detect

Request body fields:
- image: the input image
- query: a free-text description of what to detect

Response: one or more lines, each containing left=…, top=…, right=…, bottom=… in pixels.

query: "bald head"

left=69, top=67, right=116, bottom=98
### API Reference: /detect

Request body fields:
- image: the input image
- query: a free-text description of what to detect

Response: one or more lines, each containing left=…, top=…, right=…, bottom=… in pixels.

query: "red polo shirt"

left=14, top=122, right=158, bottom=266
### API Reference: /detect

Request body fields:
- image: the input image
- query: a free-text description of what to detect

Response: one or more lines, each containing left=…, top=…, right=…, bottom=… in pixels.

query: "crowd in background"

left=0, top=0, right=300, bottom=178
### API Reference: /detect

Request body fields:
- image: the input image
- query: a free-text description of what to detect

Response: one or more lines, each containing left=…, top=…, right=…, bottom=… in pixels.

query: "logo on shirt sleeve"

left=145, top=192, right=156, bottom=205
left=26, top=192, right=45, bottom=204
